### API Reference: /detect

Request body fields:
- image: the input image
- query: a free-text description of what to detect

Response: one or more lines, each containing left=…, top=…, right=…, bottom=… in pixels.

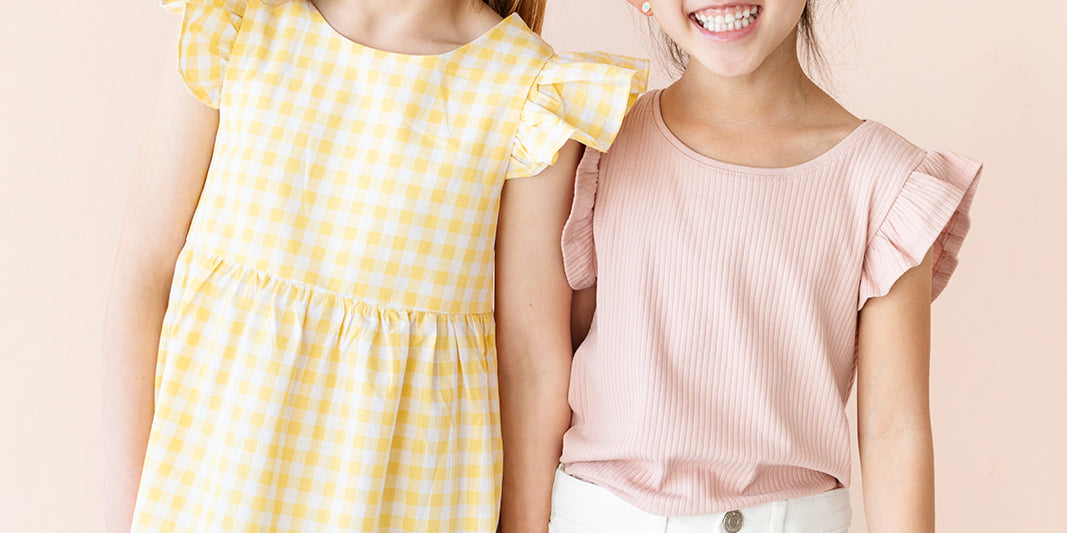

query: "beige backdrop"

left=1, top=1, right=1064, bottom=531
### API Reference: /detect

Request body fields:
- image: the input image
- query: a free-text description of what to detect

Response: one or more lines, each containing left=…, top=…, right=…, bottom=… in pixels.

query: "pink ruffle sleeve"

left=560, top=148, right=602, bottom=290
left=858, top=150, right=983, bottom=310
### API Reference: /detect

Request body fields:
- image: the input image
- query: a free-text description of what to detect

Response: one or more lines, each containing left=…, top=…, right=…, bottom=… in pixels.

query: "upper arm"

left=856, top=246, right=937, bottom=439
left=495, top=140, right=584, bottom=349
left=115, top=59, right=220, bottom=282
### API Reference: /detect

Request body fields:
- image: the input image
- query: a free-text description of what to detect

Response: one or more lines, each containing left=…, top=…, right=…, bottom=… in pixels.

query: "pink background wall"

left=1, top=1, right=1064, bottom=531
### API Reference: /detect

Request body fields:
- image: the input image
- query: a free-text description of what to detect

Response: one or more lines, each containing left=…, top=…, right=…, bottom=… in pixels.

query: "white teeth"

left=693, top=6, right=759, bottom=33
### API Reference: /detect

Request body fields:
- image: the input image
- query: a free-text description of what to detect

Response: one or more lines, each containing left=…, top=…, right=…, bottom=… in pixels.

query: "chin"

left=687, top=51, right=763, bottom=78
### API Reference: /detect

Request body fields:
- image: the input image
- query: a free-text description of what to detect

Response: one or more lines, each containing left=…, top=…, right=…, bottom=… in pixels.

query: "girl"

left=500, top=1, right=981, bottom=532
left=101, top=0, right=645, bottom=531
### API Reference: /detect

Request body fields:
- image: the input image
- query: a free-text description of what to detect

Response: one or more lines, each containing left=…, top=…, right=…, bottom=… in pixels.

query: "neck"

left=313, top=0, right=484, bottom=37
left=339, top=0, right=471, bottom=20
left=669, top=31, right=821, bottom=129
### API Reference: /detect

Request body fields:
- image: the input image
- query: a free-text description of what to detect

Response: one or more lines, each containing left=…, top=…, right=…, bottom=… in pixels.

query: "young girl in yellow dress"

left=100, top=0, right=645, bottom=531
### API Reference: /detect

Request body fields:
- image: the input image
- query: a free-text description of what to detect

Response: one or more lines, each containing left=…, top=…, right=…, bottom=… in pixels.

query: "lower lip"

left=690, top=14, right=759, bottom=42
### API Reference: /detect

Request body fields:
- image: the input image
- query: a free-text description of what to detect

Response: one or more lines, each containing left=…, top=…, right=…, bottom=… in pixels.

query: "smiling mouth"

left=690, top=5, right=762, bottom=33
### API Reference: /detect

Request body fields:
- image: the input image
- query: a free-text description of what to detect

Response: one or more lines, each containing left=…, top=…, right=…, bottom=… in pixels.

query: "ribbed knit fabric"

left=558, top=90, right=982, bottom=516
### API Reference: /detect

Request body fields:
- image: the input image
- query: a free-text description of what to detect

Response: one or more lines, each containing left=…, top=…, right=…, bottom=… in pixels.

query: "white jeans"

left=549, top=467, right=851, bottom=533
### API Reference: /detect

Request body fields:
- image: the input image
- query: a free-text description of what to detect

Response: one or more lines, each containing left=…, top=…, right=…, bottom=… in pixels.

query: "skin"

left=100, top=60, right=217, bottom=533
left=856, top=246, right=937, bottom=533
left=496, top=141, right=583, bottom=533
left=100, top=1, right=527, bottom=531
left=311, top=0, right=503, bottom=55
left=570, top=1, right=937, bottom=531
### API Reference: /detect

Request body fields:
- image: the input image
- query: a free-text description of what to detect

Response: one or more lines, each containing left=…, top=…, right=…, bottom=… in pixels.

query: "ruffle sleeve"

left=506, top=52, right=648, bottom=180
left=161, top=0, right=248, bottom=108
left=560, top=148, right=602, bottom=290
left=858, top=150, right=983, bottom=310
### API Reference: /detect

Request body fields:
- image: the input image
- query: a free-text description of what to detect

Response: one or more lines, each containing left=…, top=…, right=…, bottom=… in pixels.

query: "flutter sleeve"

left=858, top=150, right=983, bottom=310
left=506, top=52, right=647, bottom=180
left=161, top=0, right=248, bottom=108
left=559, top=148, right=603, bottom=290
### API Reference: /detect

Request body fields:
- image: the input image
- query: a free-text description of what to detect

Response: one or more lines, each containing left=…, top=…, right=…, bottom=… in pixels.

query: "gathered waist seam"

left=177, top=243, right=495, bottom=318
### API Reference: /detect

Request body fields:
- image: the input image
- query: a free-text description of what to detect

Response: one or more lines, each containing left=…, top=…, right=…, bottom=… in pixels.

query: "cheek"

left=767, top=0, right=809, bottom=17
left=764, top=0, right=808, bottom=35
left=654, top=8, right=692, bottom=37
left=650, top=15, right=694, bottom=53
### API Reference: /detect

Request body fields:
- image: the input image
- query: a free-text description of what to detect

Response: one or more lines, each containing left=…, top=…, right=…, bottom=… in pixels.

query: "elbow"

left=858, top=412, right=933, bottom=448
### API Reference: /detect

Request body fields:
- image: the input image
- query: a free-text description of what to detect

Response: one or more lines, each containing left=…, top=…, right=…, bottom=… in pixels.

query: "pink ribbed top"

left=558, top=90, right=982, bottom=515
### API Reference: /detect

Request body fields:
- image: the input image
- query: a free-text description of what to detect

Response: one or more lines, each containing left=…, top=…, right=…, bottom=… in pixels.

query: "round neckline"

left=651, top=89, right=874, bottom=175
left=304, top=1, right=516, bottom=59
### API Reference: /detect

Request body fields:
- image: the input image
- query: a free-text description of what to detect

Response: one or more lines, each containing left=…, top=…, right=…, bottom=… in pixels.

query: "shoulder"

left=840, top=120, right=933, bottom=215
left=848, top=120, right=929, bottom=172
left=162, top=0, right=249, bottom=18
left=486, top=15, right=556, bottom=65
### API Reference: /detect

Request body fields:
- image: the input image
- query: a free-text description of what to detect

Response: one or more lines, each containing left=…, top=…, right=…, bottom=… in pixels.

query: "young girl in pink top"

left=497, top=1, right=982, bottom=532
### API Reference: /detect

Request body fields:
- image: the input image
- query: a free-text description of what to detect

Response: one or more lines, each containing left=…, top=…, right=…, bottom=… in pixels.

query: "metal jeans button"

left=721, top=509, right=744, bottom=533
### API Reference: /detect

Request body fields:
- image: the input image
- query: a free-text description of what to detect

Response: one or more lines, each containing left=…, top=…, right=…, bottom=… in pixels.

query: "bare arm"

left=100, top=62, right=219, bottom=532
left=496, top=140, right=583, bottom=533
left=569, top=286, right=596, bottom=351
left=856, top=247, right=938, bottom=533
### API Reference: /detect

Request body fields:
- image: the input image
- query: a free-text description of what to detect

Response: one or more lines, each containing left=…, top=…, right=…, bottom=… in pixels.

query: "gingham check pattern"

left=134, top=1, right=646, bottom=531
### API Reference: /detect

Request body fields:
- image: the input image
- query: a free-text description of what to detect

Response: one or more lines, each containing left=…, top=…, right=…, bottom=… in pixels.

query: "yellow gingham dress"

left=133, top=0, right=645, bottom=531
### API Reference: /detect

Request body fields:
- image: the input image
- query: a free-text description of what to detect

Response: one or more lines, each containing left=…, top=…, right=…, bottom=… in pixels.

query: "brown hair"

left=658, top=3, right=827, bottom=79
left=483, top=0, right=547, bottom=33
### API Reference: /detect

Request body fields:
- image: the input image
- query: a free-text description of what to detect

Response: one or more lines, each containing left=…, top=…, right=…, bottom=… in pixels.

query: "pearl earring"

left=641, top=2, right=652, bottom=14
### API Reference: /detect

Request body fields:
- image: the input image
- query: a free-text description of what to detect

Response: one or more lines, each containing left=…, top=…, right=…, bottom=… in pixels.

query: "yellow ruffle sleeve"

left=161, top=0, right=248, bottom=108
left=507, top=52, right=648, bottom=179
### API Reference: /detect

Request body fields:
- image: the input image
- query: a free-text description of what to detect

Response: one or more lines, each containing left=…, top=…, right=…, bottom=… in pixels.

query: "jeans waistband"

left=551, top=466, right=852, bottom=533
